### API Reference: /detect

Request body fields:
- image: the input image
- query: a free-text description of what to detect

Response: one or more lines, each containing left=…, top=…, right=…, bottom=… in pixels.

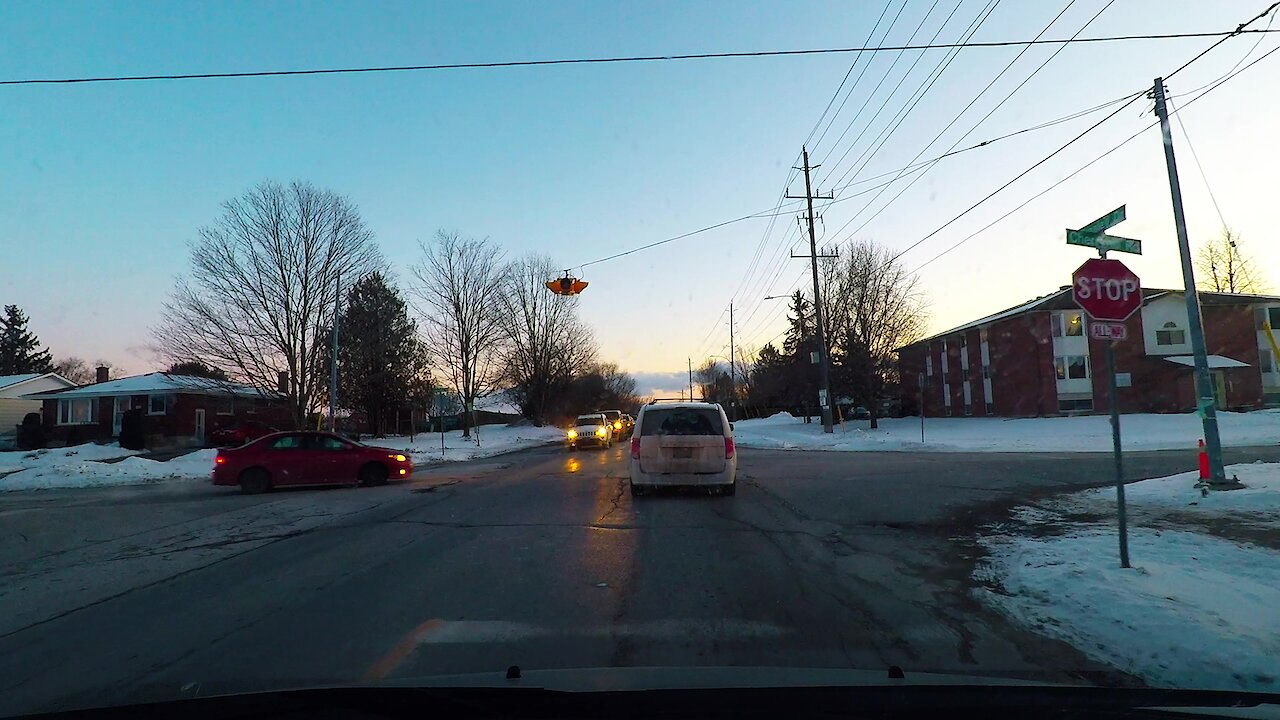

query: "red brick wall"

left=1204, top=304, right=1264, bottom=411
left=987, top=313, right=1057, bottom=416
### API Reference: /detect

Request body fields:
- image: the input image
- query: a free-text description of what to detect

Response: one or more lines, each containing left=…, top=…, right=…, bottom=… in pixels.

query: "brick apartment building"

left=897, top=287, right=1280, bottom=417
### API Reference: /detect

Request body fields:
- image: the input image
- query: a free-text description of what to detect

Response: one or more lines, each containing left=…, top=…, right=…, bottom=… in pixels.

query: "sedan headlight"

left=388, top=454, right=408, bottom=462
left=567, top=429, right=578, bottom=439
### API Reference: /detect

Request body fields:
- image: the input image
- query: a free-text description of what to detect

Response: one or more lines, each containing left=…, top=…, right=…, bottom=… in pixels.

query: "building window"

left=148, top=394, right=171, bottom=415
left=1262, top=348, right=1274, bottom=374
left=215, top=396, right=235, bottom=415
left=982, top=365, right=991, bottom=379
left=57, top=398, right=96, bottom=425
left=1269, top=307, right=1280, bottom=330
left=1052, top=312, right=1084, bottom=337
left=1058, top=398, right=1094, bottom=413
left=1155, top=321, right=1186, bottom=346
left=985, top=402, right=994, bottom=415
left=963, top=404, right=972, bottom=416
left=1055, top=356, right=1090, bottom=380
left=941, top=341, right=949, bottom=374
left=926, top=355, right=933, bottom=376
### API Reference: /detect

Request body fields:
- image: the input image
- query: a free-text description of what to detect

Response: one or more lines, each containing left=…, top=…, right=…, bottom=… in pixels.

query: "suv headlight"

left=596, top=427, right=607, bottom=436
left=567, top=429, right=578, bottom=439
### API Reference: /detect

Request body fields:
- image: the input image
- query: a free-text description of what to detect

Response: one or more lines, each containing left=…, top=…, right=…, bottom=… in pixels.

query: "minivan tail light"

left=630, top=438, right=640, bottom=459
left=724, top=438, right=735, bottom=459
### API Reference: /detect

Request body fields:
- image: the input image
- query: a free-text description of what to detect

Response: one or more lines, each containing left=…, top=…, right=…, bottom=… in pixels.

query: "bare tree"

left=1197, top=229, right=1266, bottom=294
left=824, top=240, right=928, bottom=428
left=154, top=181, right=382, bottom=428
left=53, top=357, right=93, bottom=385
left=498, top=254, right=596, bottom=424
left=411, top=231, right=508, bottom=437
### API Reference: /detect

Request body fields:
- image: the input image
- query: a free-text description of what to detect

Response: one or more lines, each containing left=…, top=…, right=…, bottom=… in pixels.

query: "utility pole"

left=329, top=272, right=341, bottom=433
left=729, top=302, right=736, bottom=422
left=688, top=357, right=694, bottom=401
left=786, top=146, right=836, bottom=433
left=1151, top=78, right=1227, bottom=485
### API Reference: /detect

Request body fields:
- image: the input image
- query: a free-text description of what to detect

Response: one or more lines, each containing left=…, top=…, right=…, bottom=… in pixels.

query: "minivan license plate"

left=672, top=448, right=693, bottom=459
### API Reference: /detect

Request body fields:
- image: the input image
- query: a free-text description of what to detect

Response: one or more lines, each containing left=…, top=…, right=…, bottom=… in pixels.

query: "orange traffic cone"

left=1197, top=439, right=1210, bottom=481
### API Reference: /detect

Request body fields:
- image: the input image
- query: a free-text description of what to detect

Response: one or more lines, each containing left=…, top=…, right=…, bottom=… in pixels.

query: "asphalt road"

left=2, top=442, right=1279, bottom=716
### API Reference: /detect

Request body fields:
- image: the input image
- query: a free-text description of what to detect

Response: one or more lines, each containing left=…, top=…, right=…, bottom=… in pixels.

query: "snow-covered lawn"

left=733, top=410, right=1280, bottom=453
left=379, top=424, right=565, bottom=464
left=0, top=448, right=218, bottom=492
left=975, top=462, right=1280, bottom=691
left=0, top=443, right=141, bottom=476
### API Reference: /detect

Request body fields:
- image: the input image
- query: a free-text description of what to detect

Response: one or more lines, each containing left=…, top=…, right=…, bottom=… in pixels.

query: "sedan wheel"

left=239, top=468, right=271, bottom=495
left=359, top=463, right=389, bottom=487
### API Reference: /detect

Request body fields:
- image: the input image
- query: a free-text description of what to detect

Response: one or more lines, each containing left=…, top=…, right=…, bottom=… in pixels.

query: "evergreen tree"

left=167, top=360, right=230, bottom=380
left=0, top=305, right=54, bottom=375
left=320, top=272, right=429, bottom=436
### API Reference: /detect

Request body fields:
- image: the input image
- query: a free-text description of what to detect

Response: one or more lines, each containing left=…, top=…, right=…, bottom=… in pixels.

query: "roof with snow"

left=0, top=372, right=75, bottom=393
left=903, top=287, right=1280, bottom=350
left=23, top=372, right=277, bottom=400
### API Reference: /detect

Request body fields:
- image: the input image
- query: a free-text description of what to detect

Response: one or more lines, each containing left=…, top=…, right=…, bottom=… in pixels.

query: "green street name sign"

left=1066, top=205, right=1142, bottom=255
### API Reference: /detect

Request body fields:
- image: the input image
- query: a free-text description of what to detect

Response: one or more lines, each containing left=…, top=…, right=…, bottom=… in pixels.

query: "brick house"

left=25, top=368, right=291, bottom=447
left=897, top=288, right=1280, bottom=417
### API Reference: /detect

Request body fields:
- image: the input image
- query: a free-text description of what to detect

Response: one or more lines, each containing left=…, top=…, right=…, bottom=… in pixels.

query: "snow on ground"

left=1062, top=461, right=1280, bottom=526
left=732, top=410, right=1280, bottom=453
left=0, top=449, right=217, bottom=492
left=975, top=462, right=1280, bottom=690
left=0, top=443, right=142, bottom=477
left=975, top=528, right=1280, bottom=691
left=380, top=424, right=565, bottom=464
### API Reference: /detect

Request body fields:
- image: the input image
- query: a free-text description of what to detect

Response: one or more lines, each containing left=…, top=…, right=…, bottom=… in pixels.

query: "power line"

left=887, top=0, right=1280, bottom=269
left=6, top=28, right=1280, bottom=86
left=835, top=0, right=1113, bottom=245
left=909, top=40, right=1280, bottom=274
left=805, top=0, right=900, bottom=152
left=1170, top=99, right=1227, bottom=228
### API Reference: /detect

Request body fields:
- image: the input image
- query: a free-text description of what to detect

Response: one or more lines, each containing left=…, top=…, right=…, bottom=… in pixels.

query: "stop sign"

left=1072, top=258, right=1142, bottom=321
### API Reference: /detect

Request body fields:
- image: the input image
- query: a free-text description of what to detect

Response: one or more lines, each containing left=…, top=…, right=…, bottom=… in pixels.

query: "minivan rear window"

left=640, top=408, right=723, bottom=436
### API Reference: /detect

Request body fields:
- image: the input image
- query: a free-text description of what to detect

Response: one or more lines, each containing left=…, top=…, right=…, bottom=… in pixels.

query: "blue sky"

left=3, top=1, right=1278, bottom=395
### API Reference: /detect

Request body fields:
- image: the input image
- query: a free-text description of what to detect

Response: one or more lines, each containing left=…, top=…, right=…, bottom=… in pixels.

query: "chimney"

left=95, top=365, right=110, bottom=384
left=277, top=371, right=288, bottom=395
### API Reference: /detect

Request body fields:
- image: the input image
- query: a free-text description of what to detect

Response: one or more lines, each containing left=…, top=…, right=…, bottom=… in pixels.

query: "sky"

left=3, top=1, right=1278, bottom=397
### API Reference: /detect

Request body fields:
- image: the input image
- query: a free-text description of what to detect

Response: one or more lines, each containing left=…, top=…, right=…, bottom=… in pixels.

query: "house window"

left=1058, top=398, right=1094, bottom=412
left=982, top=365, right=991, bottom=379
left=1055, top=356, right=1090, bottom=380
left=1155, top=321, right=1186, bottom=346
left=148, top=394, right=172, bottom=415
left=985, top=402, right=994, bottom=415
left=941, top=341, right=949, bottom=373
left=215, top=396, right=235, bottom=415
left=1052, top=312, right=1084, bottom=337
left=1261, top=348, right=1274, bottom=374
left=926, top=355, right=933, bottom=377
left=57, top=398, right=96, bottom=425
left=1269, top=307, right=1280, bottom=330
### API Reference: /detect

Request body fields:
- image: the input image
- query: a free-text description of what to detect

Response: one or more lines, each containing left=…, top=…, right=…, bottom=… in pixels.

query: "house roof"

left=904, top=287, right=1280, bottom=350
left=0, top=372, right=75, bottom=393
left=23, top=372, right=276, bottom=400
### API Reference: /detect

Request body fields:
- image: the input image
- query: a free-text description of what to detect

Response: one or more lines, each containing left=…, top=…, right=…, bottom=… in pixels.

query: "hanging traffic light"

left=545, top=271, right=588, bottom=296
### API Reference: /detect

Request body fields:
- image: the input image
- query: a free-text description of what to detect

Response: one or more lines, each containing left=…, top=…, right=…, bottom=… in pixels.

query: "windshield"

left=5, top=2, right=1280, bottom=716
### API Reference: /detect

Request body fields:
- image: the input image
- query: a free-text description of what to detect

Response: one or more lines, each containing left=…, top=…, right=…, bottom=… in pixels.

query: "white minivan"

left=628, top=402, right=736, bottom=496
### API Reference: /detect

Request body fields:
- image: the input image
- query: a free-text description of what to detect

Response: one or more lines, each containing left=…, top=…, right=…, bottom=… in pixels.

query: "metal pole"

left=729, top=302, right=736, bottom=421
left=689, top=357, right=694, bottom=400
left=1106, top=339, right=1131, bottom=568
left=329, top=272, right=340, bottom=433
left=918, top=374, right=925, bottom=444
left=800, top=147, right=834, bottom=433
left=1151, top=78, right=1227, bottom=484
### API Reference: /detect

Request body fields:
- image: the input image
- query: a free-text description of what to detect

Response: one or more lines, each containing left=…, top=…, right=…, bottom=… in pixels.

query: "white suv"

left=628, top=402, right=736, bottom=496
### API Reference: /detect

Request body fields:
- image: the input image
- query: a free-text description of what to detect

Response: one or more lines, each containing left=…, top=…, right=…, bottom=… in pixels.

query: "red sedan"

left=212, top=431, right=414, bottom=494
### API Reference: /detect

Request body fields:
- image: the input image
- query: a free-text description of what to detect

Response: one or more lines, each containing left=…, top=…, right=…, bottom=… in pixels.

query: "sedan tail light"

left=630, top=438, right=640, bottom=459
left=724, top=438, right=735, bottom=460
left=215, top=452, right=226, bottom=465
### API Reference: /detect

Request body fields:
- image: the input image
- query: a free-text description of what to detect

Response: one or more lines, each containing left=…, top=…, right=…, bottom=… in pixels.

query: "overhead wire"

left=12, top=29, right=1280, bottom=85
left=908, top=38, right=1280, bottom=274
left=1170, top=99, right=1227, bottom=228
left=835, top=0, right=1113, bottom=245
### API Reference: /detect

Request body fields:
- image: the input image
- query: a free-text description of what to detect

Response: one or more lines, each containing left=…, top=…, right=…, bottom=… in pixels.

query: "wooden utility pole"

left=729, top=302, right=736, bottom=421
left=786, top=146, right=836, bottom=434
left=329, top=272, right=341, bottom=433
left=1151, top=78, right=1227, bottom=485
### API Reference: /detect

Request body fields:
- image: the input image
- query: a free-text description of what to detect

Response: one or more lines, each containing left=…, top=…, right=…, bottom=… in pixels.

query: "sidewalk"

left=972, top=462, right=1280, bottom=691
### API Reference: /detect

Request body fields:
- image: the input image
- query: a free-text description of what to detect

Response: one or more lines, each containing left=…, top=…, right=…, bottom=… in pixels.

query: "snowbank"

left=1, top=449, right=217, bottom=492
left=381, top=424, right=565, bottom=464
left=1064, top=461, right=1280, bottom=523
left=732, top=410, right=1280, bottom=453
left=0, top=443, right=142, bottom=477
left=975, top=529, right=1280, bottom=690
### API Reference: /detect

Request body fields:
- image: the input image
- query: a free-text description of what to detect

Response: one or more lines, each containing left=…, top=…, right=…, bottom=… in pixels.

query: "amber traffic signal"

left=545, top=274, right=588, bottom=296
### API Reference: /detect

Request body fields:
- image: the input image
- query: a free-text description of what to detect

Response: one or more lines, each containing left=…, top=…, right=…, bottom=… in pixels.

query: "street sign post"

left=1066, top=205, right=1143, bottom=255
left=1068, top=214, right=1143, bottom=569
